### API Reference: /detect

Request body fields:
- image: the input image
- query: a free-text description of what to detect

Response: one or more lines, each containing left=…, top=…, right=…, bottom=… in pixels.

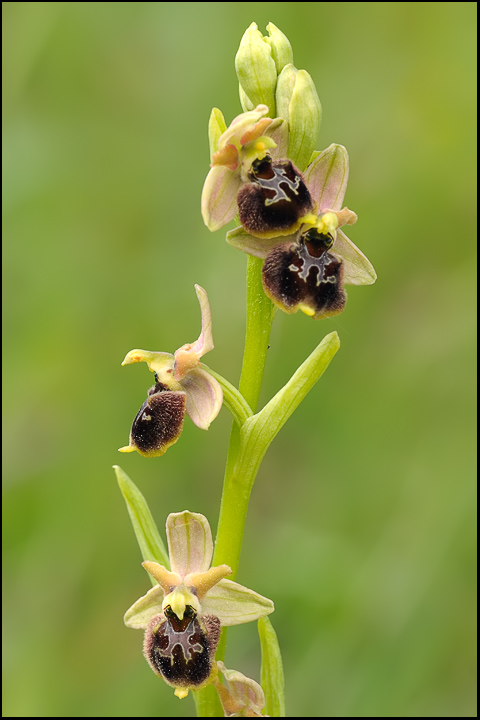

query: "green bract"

left=258, top=617, right=285, bottom=717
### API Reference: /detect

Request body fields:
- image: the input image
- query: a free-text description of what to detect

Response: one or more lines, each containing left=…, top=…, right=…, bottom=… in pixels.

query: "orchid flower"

left=227, top=144, right=376, bottom=318
left=119, top=285, right=222, bottom=457
left=124, top=511, right=274, bottom=698
left=201, top=104, right=288, bottom=232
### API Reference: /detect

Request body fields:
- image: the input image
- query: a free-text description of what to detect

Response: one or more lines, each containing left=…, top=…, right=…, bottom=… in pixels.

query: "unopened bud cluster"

left=236, top=22, right=321, bottom=171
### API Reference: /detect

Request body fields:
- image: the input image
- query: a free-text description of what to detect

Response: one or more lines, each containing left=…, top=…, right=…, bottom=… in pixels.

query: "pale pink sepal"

left=201, top=164, right=243, bottom=231
left=334, top=228, right=377, bottom=286
left=212, top=143, right=240, bottom=171
left=166, top=511, right=213, bottom=577
left=226, top=226, right=295, bottom=260
left=304, top=143, right=349, bottom=212
left=181, top=367, right=223, bottom=430
left=174, top=285, right=214, bottom=381
left=200, top=577, right=274, bottom=626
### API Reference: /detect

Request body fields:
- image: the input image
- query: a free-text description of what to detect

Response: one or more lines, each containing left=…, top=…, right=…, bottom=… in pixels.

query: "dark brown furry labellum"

left=237, top=156, right=313, bottom=238
left=262, top=228, right=347, bottom=319
left=129, top=383, right=186, bottom=457
left=143, top=609, right=221, bottom=690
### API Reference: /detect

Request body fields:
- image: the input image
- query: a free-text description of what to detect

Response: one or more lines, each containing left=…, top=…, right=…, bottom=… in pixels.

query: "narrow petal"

left=124, top=584, right=165, bottom=629
left=240, top=117, right=273, bottom=145
left=226, top=226, right=293, bottom=260
left=184, top=564, right=232, bottom=600
left=304, top=143, right=349, bottom=212
left=201, top=165, right=242, bottom=232
left=181, top=367, right=223, bottom=430
left=200, top=578, right=274, bottom=626
left=166, top=511, right=213, bottom=577
left=334, top=228, right=377, bottom=285
left=142, top=561, right=182, bottom=594
left=335, top=207, right=357, bottom=228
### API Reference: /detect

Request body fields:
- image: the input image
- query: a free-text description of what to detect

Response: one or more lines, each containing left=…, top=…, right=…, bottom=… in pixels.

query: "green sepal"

left=258, top=616, right=286, bottom=717
left=238, top=331, right=340, bottom=480
left=114, top=465, right=170, bottom=582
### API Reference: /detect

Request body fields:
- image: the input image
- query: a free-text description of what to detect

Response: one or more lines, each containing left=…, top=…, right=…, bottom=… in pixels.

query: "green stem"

left=195, top=256, right=275, bottom=718
left=239, top=256, right=277, bottom=413
left=213, top=256, right=275, bottom=575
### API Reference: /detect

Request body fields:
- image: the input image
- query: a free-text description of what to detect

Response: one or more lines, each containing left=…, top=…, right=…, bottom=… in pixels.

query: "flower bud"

left=264, top=22, right=293, bottom=74
left=275, top=63, right=297, bottom=121
left=239, top=83, right=254, bottom=112
left=235, top=22, right=277, bottom=116
left=276, top=66, right=322, bottom=171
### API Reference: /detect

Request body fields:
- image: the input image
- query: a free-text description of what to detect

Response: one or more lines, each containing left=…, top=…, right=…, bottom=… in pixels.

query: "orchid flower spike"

left=119, top=285, right=222, bottom=457
left=124, top=511, right=274, bottom=699
left=227, top=144, right=377, bottom=319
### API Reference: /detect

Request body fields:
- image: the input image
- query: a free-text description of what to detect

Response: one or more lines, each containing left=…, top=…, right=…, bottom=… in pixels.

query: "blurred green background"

left=3, top=2, right=476, bottom=717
